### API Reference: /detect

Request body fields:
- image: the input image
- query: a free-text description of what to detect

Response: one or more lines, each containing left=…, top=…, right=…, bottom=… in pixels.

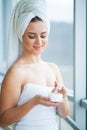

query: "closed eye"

left=41, top=35, right=47, bottom=38
left=28, top=35, right=35, bottom=39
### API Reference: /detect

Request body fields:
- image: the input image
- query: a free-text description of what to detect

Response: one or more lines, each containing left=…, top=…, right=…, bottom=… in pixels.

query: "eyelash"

left=41, top=35, right=47, bottom=38
left=28, top=35, right=47, bottom=39
left=28, top=36, right=35, bottom=39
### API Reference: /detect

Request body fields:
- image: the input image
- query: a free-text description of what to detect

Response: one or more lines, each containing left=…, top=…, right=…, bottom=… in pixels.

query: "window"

left=42, top=1, right=74, bottom=129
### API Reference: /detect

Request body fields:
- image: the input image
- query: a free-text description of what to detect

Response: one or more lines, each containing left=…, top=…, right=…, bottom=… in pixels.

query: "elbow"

left=57, top=111, right=70, bottom=119
left=0, top=120, right=12, bottom=128
left=0, top=114, right=12, bottom=128
left=62, top=112, right=69, bottom=119
left=0, top=123, right=8, bottom=128
left=59, top=112, right=70, bottom=119
left=0, top=119, right=10, bottom=128
left=0, top=122, right=12, bottom=128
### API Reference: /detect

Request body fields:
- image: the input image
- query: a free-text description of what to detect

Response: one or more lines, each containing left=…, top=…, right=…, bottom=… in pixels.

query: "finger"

left=49, top=102, right=59, bottom=106
left=41, top=96, right=50, bottom=101
left=51, top=87, right=56, bottom=92
left=51, top=81, right=58, bottom=92
left=58, top=86, right=65, bottom=92
left=54, top=80, right=58, bottom=87
left=40, top=95, right=60, bottom=106
left=57, top=87, right=67, bottom=98
left=43, top=101, right=60, bottom=107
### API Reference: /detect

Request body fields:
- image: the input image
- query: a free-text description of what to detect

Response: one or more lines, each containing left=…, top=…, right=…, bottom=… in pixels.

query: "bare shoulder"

left=47, top=62, right=64, bottom=84
left=1, top=62, right=25, bottom=92
left=3, top=63, right=24, bottom=84
left=47, top=62, right=60, bottom=72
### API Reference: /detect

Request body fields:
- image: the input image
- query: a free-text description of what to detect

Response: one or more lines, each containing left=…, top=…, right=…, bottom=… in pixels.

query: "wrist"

left=63, top=94, right=68, bottom=99
left=33, top=95, right=41, bottom=106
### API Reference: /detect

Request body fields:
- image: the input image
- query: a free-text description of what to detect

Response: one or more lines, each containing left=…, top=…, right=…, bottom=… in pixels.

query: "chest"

left=24, top=64, right=56, bottom=87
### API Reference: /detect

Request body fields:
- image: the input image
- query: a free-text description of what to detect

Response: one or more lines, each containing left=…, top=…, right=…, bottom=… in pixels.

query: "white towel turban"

left=7, top=0, right=50, bottom=68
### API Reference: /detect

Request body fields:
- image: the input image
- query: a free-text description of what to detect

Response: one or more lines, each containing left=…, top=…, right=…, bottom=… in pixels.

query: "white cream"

left=49, top=93, right=63, bottom=102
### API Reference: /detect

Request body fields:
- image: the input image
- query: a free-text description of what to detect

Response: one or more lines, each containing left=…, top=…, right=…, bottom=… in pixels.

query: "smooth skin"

left=0, top=21, right=70, bottom=128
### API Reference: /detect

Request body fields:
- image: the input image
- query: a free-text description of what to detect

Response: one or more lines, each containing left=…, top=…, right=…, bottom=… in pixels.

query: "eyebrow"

left=27, top=32, right=47, bottom=35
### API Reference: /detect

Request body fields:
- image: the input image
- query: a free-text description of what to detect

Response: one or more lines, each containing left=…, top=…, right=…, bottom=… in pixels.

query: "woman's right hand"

left=34, top=95, right=59, bottom=107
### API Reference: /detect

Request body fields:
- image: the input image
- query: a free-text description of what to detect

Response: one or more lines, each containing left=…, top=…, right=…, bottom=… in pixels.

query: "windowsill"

left=80, top=99, right=87, bottom=109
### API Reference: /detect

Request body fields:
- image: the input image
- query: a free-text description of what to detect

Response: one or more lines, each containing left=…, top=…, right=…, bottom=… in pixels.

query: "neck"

left=20, top=52, right=42, bottom=64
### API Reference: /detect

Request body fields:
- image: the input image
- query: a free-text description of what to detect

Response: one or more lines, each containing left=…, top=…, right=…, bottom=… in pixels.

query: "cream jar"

left=49, top=93, right=63, bottom=102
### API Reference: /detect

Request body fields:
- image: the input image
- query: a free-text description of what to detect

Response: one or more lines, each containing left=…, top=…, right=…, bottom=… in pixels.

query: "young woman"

left=0, top=0, right=70, bottom=130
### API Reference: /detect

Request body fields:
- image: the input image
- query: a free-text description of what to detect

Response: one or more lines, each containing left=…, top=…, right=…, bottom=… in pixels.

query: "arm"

left=0, top=67, right=36, bottom=128
left=56, top=87, right=70, bottom=118
left=50, top=63, right=70, bottom=118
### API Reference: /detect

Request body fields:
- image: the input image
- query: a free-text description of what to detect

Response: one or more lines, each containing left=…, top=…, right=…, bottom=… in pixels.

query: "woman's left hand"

left=52, top=81, right=67, bottom=98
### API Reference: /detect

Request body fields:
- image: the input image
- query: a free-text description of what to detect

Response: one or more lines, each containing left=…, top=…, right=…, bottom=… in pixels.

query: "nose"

left=35, top=36, right=42, bottom=45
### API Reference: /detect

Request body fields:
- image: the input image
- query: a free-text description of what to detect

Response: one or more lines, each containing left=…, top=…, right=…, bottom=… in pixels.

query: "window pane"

left=42, top=0, right=74, bottom=91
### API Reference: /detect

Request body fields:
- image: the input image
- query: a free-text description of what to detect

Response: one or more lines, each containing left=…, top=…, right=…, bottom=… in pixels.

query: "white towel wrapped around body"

left=7, top=0, right=50, bottom=68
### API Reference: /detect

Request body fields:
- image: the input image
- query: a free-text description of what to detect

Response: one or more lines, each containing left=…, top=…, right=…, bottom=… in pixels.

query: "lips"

left=33, top=46, right=42, bottom=50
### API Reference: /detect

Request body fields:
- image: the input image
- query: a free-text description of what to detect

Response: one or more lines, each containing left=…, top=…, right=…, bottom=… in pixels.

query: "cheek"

left=23, top=37, right=33, bottom=46
left=43, top=39, right=48, bottom=45
left=23, top=40, right=31, bottom=49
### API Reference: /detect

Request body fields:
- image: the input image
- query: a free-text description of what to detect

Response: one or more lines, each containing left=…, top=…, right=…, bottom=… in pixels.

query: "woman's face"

left=22, top=21, right=48, bottom=55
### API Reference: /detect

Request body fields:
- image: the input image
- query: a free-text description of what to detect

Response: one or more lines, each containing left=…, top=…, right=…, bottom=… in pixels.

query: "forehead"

left=25, top=21, right=48, bottom=33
